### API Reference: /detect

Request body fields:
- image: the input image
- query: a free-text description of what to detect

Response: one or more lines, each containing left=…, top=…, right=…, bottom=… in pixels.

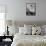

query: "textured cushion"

left=8, top=26, right=19, bottom=36
left=32, top=26, right=41, bottom=35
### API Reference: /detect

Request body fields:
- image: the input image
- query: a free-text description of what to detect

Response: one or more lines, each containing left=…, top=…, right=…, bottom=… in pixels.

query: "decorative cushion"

left=8, top=26, right=19, bottom=36
left=32, top=26, right=41, bottom=35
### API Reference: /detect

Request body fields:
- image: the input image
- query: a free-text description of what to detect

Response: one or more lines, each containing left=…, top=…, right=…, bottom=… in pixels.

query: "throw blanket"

left=11, top=33, right=46, bottom=46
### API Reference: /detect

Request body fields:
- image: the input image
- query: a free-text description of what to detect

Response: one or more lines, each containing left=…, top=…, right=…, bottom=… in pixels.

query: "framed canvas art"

left=26, top=3, right=36, bottom=16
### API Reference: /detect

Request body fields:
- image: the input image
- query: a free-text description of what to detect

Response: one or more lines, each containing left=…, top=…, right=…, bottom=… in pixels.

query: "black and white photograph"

left=26, top=3, right=36, bottom=16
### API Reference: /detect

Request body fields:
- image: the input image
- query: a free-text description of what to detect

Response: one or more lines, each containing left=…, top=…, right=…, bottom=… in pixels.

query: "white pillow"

left=19, top=27, right=32, bottom=35
left=42, top=25, right=46, bottom=33
left=19, top=27, right=25, bottom=34
left=24, top=27, right=32, bottom=35
left=24, top=24, right=32, bottom=29
left=32, top=26, right=41, bottom=35
left=24, top=24, right=32, bottom=35
left=41, top=25, right=45, bottom=35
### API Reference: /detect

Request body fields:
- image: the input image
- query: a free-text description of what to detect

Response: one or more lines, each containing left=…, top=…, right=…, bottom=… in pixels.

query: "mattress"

left=11, top=33, right=46, bottom=46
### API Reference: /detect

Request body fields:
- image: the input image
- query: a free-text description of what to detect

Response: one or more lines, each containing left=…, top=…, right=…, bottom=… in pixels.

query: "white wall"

left=0, top=0, right=46, bottom=22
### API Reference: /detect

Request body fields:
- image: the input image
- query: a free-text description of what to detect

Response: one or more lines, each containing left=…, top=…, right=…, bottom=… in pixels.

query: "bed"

left=11, top=21, right=46, bottom=46
left=11, top=33, right=46, bottom=46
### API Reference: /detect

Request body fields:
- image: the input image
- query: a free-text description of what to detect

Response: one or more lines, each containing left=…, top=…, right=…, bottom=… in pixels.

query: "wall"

left=14, top=0, right=46, bottom=22
left=0, top=0, right=46, bottom=22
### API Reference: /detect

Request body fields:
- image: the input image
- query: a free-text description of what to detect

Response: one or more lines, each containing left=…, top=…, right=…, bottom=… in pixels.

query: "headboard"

left=15, top=21, right=46, bottom=27
left=6, top=20, right=46, bottom=27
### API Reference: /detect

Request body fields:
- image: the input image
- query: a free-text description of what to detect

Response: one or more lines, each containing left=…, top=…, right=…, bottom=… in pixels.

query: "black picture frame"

left=26, top=3, right=36, bottom=16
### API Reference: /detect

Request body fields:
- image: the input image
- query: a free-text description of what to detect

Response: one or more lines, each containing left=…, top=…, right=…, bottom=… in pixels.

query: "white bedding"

left=11, top=33, right=46, bottom=46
